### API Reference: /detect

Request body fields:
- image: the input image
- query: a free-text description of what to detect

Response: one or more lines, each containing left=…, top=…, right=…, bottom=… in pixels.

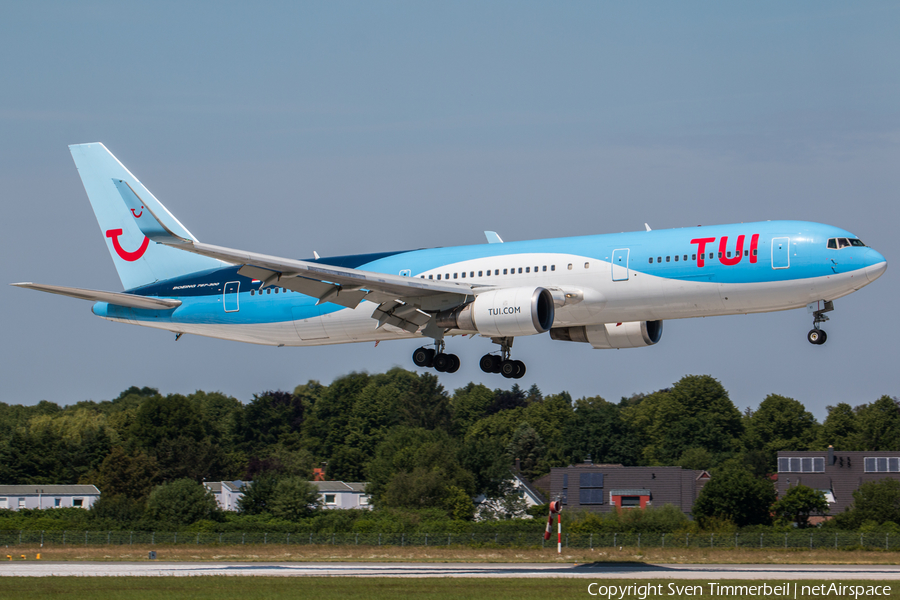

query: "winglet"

left=645, top=223, right=652, bottom=232
left=484, top=231, right=504, bottom=244
left=113, top=179, right=191, bottom=244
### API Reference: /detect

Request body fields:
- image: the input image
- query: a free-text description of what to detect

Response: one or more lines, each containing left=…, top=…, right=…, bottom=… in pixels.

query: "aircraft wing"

left=10, top=282, right=182, bottom=310
left=122, top=186, right=484, bottom=332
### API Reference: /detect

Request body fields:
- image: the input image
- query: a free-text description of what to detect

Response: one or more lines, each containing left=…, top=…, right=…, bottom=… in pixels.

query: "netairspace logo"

left=586, top=582, right=893, bottom=599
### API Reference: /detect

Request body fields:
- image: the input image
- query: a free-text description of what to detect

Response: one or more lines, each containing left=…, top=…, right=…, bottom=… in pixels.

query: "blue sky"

left=2, top=2, right=897, bottom=418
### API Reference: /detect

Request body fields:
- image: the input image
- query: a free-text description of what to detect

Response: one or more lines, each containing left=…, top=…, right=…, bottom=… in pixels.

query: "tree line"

left=0, top=369, right=898, bottom=531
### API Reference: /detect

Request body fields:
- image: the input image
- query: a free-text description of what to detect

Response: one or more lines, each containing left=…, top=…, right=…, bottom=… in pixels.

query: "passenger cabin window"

left=525, top=267, right=530, bottom=273
left=551, top=265, right=555, bottom=271
left=503, top=269, right=508, bottom=275
left=518, top=267, right=523, bottom=273
left=478, top=271, right=483, bottom=277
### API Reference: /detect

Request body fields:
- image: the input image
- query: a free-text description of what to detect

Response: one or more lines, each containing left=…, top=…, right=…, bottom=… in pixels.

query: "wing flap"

left=11, top=282, right=181, bottom=310
left=168, top=239, right=474, bottom=301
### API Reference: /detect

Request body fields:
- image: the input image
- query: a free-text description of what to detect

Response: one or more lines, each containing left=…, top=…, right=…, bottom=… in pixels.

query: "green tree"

left=506, top=422, right=546, bottom=481
left=818, top=403, right=859, bottom=450
left=130, top=394, right=204, bottom=450
left=270, top=477, right=321, bottom=520
left=560, top=396, right=641, bottom=466
left=367, top=427, right=475, bottom=514
left=692, top=463, right=775, bottom=527
left=772, top=484, right=829, bottom=528
left=88, top=446, right=161, bottom=500
left=451, top=383, right=494, bottom=434
left=853, top=396, right=900, bottom=451
left=677, top=447, right=714, bottom=471
left=834, top=479, right=900, bottom=529
left=622, top=375, right=743, bottom=465
left=397, top=373, right=451, bottom=431
left=237, top=475, right=278, bottom=515
left=146, top=479, right=220, bottom=526
left=743, top=394, right=820, bottom=471
left=233, top=390, right=305, bottom=454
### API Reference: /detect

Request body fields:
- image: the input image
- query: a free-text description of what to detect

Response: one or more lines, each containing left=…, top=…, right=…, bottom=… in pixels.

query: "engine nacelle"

left=550, top=320, right=663, bottom=349
left=435, top=287, right=555, bottom=337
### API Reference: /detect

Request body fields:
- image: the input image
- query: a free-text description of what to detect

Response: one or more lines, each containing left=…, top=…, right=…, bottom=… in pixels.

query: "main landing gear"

left=412, top=342, right=460, bottom=373
left=807, top=300, right=834, bottom=346
left=479, top=337, right=526, bottom=379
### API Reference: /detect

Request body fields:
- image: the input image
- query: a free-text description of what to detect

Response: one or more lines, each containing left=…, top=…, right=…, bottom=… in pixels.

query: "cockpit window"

left=828, top=237, right=866, bottom=249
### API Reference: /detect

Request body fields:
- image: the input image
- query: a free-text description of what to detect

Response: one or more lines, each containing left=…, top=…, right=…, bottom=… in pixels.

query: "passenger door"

left=771, top=237, right=790, bottom=269
left=223, top=281, right=240, bottom=312
left=611, top=248, right=630, bottom=281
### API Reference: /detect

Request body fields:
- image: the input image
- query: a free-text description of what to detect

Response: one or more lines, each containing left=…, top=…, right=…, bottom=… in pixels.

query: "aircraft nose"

left=865, top=249, right=887, bottom=283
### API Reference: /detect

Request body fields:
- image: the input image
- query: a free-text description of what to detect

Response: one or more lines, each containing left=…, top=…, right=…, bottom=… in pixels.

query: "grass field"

left=3, top=543, right=900, bottom=564
left=0, top=578, right=897, bottom=600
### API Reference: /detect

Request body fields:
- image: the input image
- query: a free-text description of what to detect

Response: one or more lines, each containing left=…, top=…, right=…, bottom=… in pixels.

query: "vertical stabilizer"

left=69, top=143, right=224, bottom=290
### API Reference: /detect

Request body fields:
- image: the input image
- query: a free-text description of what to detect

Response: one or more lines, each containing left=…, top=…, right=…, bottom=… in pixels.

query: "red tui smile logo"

left=106, top=229, right=149, bottom=261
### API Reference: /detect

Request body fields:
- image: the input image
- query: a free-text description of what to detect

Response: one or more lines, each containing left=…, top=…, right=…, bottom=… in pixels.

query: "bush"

left=146, top=479, right=221, bottom=526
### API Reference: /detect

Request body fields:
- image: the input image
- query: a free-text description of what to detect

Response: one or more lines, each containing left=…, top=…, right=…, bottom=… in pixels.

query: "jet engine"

left=435, top=287, right=555, bottom=337
left=550, top=320, right=663, bottom=349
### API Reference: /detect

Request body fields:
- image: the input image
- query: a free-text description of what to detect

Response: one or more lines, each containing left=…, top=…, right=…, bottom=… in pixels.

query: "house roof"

left=312, top=481, right=354, bottom=492
left=344, top=482, right=368, bottom=493
left=0, top=485, right=100, bottom=495
left=204, top=482, right=222, bottom=493
left=512, top=472, right=547, bottom=504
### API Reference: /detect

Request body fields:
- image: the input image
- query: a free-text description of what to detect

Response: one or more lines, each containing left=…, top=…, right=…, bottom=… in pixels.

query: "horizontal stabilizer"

left=11, top=283, right=181, bottom=310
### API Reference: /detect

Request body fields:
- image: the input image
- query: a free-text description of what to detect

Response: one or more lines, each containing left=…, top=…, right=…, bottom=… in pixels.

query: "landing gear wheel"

left=433, top=353, right=451, bottom=372
left=512, top=360, right=526, bottom=379
left=807, top=329, right=827, bottom=345
left=500, top=359, right=518, bottom=379
left=446, top=354, right=461, bottom=373
left=480, top=354, right=502, bottom=374
left=413, top=347, right=435, bottom=367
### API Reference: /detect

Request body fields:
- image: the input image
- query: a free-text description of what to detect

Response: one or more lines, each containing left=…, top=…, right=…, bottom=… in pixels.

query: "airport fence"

left=0, top=529, right=896, bottom=550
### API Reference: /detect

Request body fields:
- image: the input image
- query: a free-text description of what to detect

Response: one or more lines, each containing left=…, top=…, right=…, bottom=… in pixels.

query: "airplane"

left=13, top=143, right=888, bottom=379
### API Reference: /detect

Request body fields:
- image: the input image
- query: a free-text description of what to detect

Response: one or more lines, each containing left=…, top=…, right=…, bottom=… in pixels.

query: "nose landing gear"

left=807, top=300, right=834, bottom=345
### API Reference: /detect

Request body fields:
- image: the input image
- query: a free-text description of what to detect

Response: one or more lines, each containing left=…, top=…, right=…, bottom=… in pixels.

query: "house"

left=776, top=447, right=900, bottom=516
left=474, top=471, right=547, bottom=520
left=313, top=481, right=371, bottom=510
left=204, top=481, right=250, bottom=512
left=204, top=480, right=371, bottom=511
left=0, top=485, right=100, bottom=510
left=547, top=461, right=710, bottom=514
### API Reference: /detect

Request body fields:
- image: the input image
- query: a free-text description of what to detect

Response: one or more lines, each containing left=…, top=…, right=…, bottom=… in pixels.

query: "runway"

left=3, top=562, right=900, bottom=579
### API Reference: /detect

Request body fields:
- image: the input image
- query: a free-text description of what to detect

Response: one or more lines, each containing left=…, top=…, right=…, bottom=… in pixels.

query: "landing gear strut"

left=807, top=300, right=833, bottom=345
left=412, top=340, right=460, bottom=373
left=480, top=337, right=525, bottom=379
